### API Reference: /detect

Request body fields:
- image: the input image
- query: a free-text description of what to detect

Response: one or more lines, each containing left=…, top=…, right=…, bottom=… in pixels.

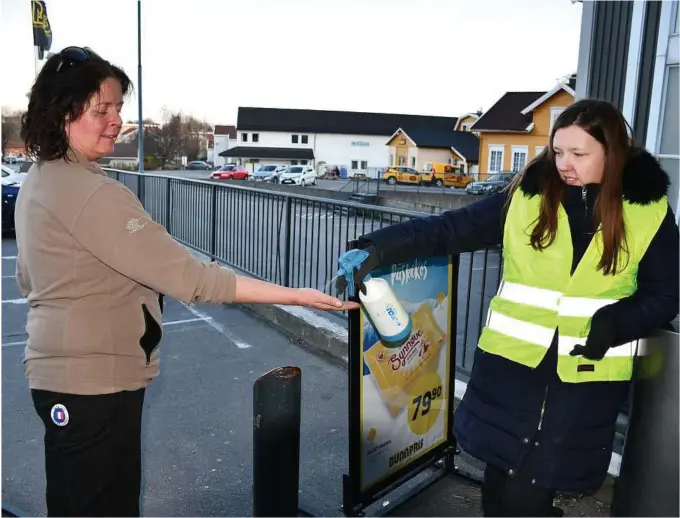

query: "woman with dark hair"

left=15, top=47, right=357, bottom=517
left=338, top=99, right=679, bottom=516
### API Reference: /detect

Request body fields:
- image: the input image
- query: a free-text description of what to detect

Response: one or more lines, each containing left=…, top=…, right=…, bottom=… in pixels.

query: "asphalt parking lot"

left=1, top=237, right=356, bottom=516
left=1, top=237, right=492, bottom=517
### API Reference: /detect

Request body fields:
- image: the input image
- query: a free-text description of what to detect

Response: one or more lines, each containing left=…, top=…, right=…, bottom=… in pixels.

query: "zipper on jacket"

left=537, top=385, right=549, bottom=430
left=581, top=185, right=587, bottom=218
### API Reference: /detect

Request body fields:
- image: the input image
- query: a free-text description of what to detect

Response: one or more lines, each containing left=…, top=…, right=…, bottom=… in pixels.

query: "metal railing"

left=105, top=168, right=502, bottom=376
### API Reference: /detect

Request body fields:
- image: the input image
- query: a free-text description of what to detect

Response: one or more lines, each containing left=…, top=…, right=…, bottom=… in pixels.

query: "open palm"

left=296, top=288, right=359, bottom=311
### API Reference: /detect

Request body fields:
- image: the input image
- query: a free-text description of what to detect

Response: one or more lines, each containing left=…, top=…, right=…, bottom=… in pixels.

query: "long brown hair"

left=508, top=99, right=632, bottom=275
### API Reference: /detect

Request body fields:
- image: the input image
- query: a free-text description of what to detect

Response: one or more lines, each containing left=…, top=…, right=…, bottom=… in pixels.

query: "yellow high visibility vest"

left=477, top=188, right=667, bottom=382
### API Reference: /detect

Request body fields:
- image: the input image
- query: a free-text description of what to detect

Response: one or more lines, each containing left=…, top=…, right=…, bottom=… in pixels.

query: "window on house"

left=291, top=160, right=298, bottom=165
left=301, top=160, right=308, bottom=165
left=242, top=133, right=248, bottom=142
left=488, top=145, right=504, bottom=173
left=252, top=133, right=259, bottom=143
left=292, top=135, right=299, bottom=144
left=361, top=161, right=368, bottom=170
left=550, top=108, right=565, bottom=133
left=389, top=154, right=394, bottom=165
left=301, top=135, right=309, bottom=144
left=410, top=157, right=416, bottom=168
left=398, top=156, right=407, bottom=166
left=511, top=146, right=528, bottom=173
left=351, top=160, right=358, bottom=170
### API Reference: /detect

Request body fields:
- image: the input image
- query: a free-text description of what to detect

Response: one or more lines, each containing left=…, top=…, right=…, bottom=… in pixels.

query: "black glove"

left=335, top=244, right=380, bottom=297
left=569, top=305, right=618, bottom=360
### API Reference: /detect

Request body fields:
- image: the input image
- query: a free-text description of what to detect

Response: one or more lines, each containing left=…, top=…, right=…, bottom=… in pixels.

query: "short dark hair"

left=21, top=47, right=132, bottom=163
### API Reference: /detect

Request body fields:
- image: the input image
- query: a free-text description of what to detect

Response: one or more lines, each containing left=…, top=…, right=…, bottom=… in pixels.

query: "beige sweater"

left=14, top=150, right=237, bottom=395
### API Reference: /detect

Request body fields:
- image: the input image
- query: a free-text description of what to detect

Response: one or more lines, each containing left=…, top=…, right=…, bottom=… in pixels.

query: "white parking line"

left=2, top=275, right=16, bottom=279
left=2, top=316, right=218, bottom=348
left=180, top=302, right=251, bottom=349
left=2, top=256, right=17, bottom=260
left=2, top=298, right=26, bottom=304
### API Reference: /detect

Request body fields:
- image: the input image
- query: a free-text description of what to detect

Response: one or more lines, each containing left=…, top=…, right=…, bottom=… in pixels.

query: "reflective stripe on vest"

left=477, top=188, right=668, bottom=383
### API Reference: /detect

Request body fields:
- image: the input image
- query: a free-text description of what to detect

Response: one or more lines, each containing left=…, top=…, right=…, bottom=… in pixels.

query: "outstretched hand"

left=295, top=288, right=360, bottom=311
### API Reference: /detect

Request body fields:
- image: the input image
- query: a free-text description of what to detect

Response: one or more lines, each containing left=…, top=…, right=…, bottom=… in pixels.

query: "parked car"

left=252, top=164, right=287, bottom=183
left=465, top=171, right=517, bottom=195
left=186, top=160, right=212, bottom=170
left=1, top=165, right=26, bottom=186
left=382, top=166, right=423, bottom=185
left=279, top=165, right=317, bottom=186
left=2, top=182, right=20, bottom=232
left=210, top=164, right=248, bottom=180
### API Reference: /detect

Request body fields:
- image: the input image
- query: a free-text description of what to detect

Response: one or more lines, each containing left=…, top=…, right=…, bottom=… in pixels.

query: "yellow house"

left=454, top=112, right=482, bottom=135
left=471, top=75, right=576, bottom=178
left=385, top=127, right=480, bottom=177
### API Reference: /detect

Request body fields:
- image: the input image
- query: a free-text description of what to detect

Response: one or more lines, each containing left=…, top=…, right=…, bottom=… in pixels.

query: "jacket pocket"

left=139, top=303, right=162, bottom=365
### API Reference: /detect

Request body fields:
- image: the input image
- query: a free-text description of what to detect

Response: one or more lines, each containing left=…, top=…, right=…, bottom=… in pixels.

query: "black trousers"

left=31, top=388, right=146, bottom=517
left=482, top=462, right=559, bottom=517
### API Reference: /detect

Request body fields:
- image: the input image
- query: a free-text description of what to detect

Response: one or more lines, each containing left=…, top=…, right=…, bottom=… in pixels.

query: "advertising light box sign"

left=358, top=256, right=453, bottom=491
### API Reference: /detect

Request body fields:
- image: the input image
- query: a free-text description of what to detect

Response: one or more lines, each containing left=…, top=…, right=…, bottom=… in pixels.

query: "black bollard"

left=253, top=366, right=302, bottom=517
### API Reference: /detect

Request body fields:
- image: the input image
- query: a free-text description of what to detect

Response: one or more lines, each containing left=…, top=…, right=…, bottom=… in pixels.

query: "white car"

left=279, top=165, right=317, bottom=186
left=1, top=165, right=26, bottom=186
left=252, top=164, right=287, bottom=183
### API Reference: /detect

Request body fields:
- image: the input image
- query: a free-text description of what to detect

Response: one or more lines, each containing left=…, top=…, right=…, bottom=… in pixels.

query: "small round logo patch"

left=50, top=404, right=69, bottom=426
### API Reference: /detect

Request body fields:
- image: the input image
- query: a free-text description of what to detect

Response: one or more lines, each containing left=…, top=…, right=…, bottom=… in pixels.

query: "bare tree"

left=149, top=113, right=183, bottom=168
left=1, top=110, right=23, bottom=157
left=180, top=114, right=210, bottom=162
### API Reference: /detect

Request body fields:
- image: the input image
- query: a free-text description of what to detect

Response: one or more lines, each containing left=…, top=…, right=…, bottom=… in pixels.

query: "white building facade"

left=213, top=125, right=238, bottom=167
left=221, top=107, right=459, bottom=176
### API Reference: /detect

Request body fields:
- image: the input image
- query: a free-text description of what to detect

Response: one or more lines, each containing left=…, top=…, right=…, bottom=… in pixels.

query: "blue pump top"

left=337, top=249, right=373, bottom=297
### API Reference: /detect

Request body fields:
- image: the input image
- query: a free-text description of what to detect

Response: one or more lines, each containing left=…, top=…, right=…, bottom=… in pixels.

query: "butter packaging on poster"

left=364, top=302, right=446, bottom=416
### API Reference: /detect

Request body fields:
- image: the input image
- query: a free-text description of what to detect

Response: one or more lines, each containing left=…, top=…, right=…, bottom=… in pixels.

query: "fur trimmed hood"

left=519, top=147, right=670, bottom=205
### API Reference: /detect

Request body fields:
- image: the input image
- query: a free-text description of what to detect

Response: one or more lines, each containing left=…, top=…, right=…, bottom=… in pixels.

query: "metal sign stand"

left=340, top=244, right=481, bottom=517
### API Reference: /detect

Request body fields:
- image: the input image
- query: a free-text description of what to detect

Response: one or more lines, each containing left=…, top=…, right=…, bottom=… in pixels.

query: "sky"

left=1, top=0, right=584, bottom=126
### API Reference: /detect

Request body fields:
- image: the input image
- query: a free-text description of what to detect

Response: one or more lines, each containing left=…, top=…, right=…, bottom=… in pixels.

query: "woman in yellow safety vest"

left=337, top=99, right=679, bottom=516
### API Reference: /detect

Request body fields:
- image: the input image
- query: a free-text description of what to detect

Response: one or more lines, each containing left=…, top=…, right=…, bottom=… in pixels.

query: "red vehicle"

left=210, top=164, right=249, bottom=180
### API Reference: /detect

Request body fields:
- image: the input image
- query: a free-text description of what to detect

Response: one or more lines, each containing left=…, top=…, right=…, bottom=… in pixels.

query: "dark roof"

left=237, top=107, right=458, bottom=136
left=400, top=128, right=480, bottom=162
left=220, top=146, right=315, bottom=159
left=567, top=74, right=577, bottom=91
left=449, top=132, right=480, bottom=163
left=471, top=92, right=545, bottom=132
left=215, top=125, right=237, bottom=138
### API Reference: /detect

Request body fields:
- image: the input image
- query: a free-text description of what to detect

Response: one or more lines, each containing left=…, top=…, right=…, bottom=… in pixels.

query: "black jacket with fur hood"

left=359, top=147, right=679, bottom=490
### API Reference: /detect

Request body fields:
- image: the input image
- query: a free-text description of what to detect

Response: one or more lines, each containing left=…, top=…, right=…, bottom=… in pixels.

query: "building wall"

left=532, top=90, right=575, bottom=136
left=214, top=135, right=237, bottom=166
left=416, top=147, right=455, bottom=170
left=315, top=133, right=390, bottom=171
left=236, top=130, right=313, bottom=149
left=387, top=131, right=415, bottom=167
left=578, top=0, right=679, bottom=221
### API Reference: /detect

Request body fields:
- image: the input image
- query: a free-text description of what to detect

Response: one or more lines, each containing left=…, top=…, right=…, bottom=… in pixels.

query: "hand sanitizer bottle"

left=337, top=249, right=412, bottom=346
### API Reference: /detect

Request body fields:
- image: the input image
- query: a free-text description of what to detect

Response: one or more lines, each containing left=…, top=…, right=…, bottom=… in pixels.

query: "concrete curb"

left=238, top=302, right=349, bottom=364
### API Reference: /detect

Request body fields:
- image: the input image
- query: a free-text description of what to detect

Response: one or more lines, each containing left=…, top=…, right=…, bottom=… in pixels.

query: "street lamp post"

left=137, top=0, right=144, bottom=174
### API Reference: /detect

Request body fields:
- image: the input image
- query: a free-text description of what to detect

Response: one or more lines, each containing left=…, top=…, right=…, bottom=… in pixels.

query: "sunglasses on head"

left=55, top=46, right=99, bottom=72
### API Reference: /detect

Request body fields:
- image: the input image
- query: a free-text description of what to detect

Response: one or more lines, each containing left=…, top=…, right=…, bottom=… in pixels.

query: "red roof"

left=214, top=125, right=236, bottom=138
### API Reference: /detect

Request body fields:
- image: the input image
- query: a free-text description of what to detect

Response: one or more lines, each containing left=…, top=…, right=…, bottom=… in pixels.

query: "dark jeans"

left=31, top=388, right=146, bottom=517
left=482, top=462, right=560, bottom=517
